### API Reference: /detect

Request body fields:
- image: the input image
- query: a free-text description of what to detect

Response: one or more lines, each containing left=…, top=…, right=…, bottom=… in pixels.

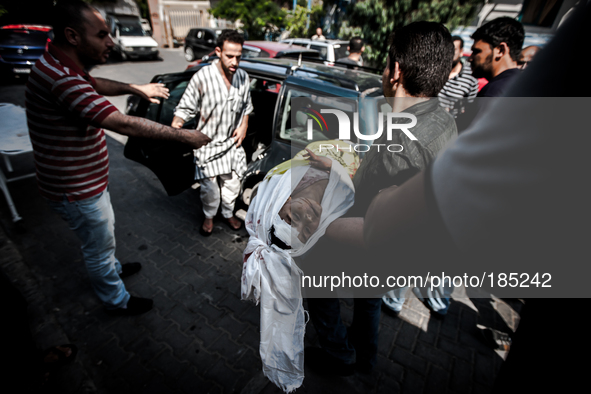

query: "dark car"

left=0, top=25, right=53, bottom=77
left=186, top=41, right=321, bottom=70
left=124, top=57, right=384, bottom=219
left=184, top=28, right=222, bottom=61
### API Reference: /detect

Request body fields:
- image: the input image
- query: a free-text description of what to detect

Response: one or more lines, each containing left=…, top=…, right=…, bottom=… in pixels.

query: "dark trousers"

left=307, top=297, right=382, bottom=369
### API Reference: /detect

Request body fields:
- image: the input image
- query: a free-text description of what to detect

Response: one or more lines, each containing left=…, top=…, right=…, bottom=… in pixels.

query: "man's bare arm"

left=94, top=78, right=169, bottom=104
left=100, top=111, right=211, bottom=149
left=325, top=217, right=365, bottom=247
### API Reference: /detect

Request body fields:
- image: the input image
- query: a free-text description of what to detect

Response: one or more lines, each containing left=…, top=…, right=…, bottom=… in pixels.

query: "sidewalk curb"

left=0, top=225, right=98, bottom=393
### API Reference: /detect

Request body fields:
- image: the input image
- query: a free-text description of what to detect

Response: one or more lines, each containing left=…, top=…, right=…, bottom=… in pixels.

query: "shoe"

left=105, top=296, right=153, bottom=316
left=224, top=216, right=242, bottom=230
left=119, top=263, right=142, bottom=278
left=412, top=286, right=449, bottom=319
left=477, top=325, right=511, bottom=351
left=305, top=347, right=354, bottom=376
left=381, top=297, right=402, bottom=317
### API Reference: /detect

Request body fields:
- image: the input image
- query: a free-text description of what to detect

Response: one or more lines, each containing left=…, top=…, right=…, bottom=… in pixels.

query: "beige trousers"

left=199, top=172, right=240, bottom=219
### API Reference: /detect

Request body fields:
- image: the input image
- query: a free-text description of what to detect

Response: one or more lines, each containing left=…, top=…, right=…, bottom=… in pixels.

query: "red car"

left=185, top=41, right=320, bottom=70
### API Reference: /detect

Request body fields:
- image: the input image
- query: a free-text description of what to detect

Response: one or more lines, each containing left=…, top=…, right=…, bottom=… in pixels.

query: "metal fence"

left=166, top=9, right=234, bottom=41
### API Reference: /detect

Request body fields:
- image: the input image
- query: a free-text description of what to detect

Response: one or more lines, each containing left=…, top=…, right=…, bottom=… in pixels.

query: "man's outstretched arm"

left=100, top=111, right=211, bottom=149
left=94, top=77, right=170, bottom=104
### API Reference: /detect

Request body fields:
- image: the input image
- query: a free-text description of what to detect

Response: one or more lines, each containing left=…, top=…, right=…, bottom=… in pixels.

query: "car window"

left=333, top=44, right=348, bottom=60
left=310, top=45, right=328, bottom=60
left=242, top=48, right=261, bottom=58
left=278, top=87, right=356, bottom=145
left=247, top=76, right=282, bottom=150
left=159, top=80, right=197, bottom=129
left=196, top=30, right=204, bottom=39
left=118, top=21, right=149, bottom=36
left=0, top=30, right=49, bottom=45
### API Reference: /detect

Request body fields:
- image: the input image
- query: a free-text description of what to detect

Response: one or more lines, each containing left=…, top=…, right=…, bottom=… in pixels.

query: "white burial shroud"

left=241, top=159, right=354, bottom=392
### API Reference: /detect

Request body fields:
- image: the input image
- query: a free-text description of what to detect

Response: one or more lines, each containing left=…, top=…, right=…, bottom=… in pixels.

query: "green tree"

left=347, top=0, right=484, bottom=68
left=210, top=0, right=287, bottom=40
left=284, top=4, right=324, bottom=38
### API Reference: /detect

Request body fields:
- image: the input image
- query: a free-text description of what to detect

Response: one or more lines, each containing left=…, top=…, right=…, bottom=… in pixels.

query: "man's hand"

left=171, top=116, right=185, bottom=129
left=303, top=148, right=332, bottom=171
left=232, top=115, right=249, bottom=148
left=130, top=83, right=170, bottom=104
left=185, top=130, right=212, bottom=149
left=232, top=124, right=247, bottom=147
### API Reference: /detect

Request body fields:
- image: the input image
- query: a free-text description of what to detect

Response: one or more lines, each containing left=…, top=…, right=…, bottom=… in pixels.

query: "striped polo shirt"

left=25, top=43, right=118, bottom=201
left=438, top=61, right=479, bottom=118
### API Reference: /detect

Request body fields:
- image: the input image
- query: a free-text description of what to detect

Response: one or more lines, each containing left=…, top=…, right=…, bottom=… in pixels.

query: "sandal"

left=224, top=216, right=242, bottom=230
left=200, top=218, right=213, bottom=237
left=41, top=344, right=78, bottom=367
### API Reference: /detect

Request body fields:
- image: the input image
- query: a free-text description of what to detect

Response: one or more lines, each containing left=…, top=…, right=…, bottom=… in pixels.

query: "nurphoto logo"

left=302, top=108, right=418, bottom=153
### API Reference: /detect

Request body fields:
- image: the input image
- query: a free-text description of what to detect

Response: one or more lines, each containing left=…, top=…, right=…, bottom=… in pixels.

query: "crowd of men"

left=15, top=0, right=586, bottom=390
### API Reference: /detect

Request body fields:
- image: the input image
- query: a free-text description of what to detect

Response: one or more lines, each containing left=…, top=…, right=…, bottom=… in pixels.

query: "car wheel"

left=185, top=47, right=195, bottom=62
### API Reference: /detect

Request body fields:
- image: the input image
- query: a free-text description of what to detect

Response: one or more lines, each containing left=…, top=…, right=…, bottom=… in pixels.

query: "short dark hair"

left=216, top=29, right=244, bottom=50
left=452, top=35, right=464, bottom=50
left=471, top=17, right=525, bottom=62
left=349, top=36, right=364, bottom=53
left=387, top=21, right=454, bottom=97
left=52, top=0, right=95, bottom=43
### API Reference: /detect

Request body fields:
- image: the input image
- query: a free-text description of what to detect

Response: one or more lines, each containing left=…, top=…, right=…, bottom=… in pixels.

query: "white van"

left=106, top=14, right=159, bottom=60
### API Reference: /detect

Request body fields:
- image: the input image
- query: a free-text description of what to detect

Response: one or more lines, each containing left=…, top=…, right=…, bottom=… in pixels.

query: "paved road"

left=0, top=50, right=522, bottom=393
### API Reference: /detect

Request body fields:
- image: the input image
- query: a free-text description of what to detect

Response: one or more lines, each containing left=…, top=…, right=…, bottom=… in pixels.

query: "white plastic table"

left=0, top=103, right=35, bottom=222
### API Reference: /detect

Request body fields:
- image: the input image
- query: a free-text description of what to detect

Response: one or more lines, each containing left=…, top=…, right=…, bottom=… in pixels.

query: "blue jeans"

left=307, top=298, right=382, bottom=370
left=46, top=190, right=130, bottom=309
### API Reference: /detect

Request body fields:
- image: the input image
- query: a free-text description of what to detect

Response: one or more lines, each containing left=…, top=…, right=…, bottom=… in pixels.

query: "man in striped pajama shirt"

left=172, top=30, right=253, bottom=236
left=26, top=0, right=211, bottom=315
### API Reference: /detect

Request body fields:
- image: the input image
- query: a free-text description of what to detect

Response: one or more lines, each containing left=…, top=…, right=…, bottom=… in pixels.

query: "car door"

left=124, top=70, right=200, bottom=196
left=124, top=65, right=285, bottom=197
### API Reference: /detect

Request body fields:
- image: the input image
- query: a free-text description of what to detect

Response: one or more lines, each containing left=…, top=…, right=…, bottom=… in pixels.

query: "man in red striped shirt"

left=26, top=0, right=211, bottom=315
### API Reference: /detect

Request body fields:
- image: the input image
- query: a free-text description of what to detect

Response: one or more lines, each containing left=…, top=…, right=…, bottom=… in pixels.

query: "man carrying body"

left=26, top=0, right=211, bottom=315
left=438, top=36, right=479, bottom=117
left=305, top=21, right=457, bottom=375
left=172, top=30, right=253, bottom=236
left=336, top=36, right=364, bottom=67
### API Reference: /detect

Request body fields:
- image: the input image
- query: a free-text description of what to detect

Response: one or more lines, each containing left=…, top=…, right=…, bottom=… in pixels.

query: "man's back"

left=351, top=99, right=457, bottom=216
